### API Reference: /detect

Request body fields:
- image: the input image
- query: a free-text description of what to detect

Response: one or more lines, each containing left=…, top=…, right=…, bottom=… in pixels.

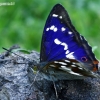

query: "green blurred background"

left=0, top=0, right=100, bottom=59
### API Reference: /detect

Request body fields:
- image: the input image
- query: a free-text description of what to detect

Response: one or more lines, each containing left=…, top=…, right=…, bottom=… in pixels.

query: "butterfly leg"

left=51, top=76, right=58, bottom=99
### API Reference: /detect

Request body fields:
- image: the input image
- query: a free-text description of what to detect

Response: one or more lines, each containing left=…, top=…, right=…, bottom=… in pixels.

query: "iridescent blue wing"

left=40, top=4, right=98, bottom=71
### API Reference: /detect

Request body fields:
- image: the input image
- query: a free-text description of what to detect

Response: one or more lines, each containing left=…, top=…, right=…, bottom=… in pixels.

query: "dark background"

left=0, top=0, right=100, bottom=59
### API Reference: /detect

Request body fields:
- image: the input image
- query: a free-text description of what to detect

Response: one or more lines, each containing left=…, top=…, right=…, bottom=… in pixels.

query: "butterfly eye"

left=81, top=57, right=88, bottom=62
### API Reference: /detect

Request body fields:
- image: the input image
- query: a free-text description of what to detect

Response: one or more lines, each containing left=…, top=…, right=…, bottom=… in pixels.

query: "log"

left=0, top=46, right=100, bottom=100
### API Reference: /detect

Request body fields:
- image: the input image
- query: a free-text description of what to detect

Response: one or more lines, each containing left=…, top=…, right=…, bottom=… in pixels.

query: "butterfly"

left=37, top=4, right=100, bottom=81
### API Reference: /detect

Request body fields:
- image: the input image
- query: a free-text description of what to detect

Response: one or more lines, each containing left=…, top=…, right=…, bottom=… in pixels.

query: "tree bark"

left=0, top=46, right=100, bottom=100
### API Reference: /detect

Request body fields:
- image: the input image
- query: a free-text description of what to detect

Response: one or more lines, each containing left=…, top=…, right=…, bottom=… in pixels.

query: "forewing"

left=40, top=4, right=98, bottom=71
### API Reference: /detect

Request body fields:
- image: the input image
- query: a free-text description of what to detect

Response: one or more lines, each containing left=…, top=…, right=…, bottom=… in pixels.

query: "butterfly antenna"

left=3, top=47, right=41, bottom=92
left=3, top=47, right=27, bottom=59
left=2, top=47, right=38, bottom=66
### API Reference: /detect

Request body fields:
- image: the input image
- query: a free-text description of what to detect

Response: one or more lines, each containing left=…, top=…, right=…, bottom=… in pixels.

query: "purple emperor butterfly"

left=37, top=4, right=100, bottom=80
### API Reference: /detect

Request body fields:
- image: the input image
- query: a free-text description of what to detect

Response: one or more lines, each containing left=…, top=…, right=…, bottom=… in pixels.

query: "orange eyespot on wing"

left=93, top=60, right=99, bottom=64
left=93, top=66, right=98, bottom=72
